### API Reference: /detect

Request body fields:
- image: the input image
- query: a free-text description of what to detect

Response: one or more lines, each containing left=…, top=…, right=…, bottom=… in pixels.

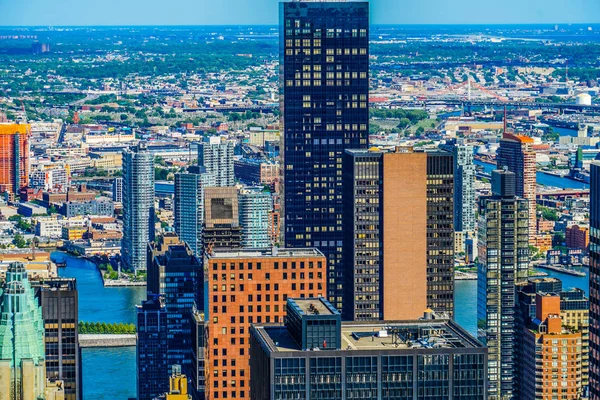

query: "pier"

left=535, top=264, right=587, bottom=277
left=79, top=334, right=136, bottom=348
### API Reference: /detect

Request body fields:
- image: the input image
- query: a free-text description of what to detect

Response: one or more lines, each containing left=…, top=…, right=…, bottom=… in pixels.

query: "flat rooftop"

left=208, top=248, right=324, bottom=260
left=290, top=298, right=338, bottom=317
left=254, top=320, right=484, bottom=354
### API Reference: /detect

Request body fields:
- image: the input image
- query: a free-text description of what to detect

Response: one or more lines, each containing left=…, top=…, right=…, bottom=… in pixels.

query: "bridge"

left=537, top=189, right=590, bottom=199
left=388, top=99, right=600, bottom=112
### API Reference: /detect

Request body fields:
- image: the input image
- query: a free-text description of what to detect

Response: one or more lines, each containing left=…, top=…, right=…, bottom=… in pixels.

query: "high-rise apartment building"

left=0, top=262, right=47, bottom=400
left=281, top=0, right=370, bottom=311
left=174, top=166, right=215, bottom=256
left=112, top=177, right=123, bottom=203
left=477, top=170, right=530, bottom=400
left=137, top=294, right=169, bottom=400
left=122, top=143, right=155, bottom=271
left=515, top=278, right=589, bottom=398
left=342, top=147, right=453, bottom=321
left=519, top=294, right=583, bottom=400
left=238, top=188, right=272, bottom=249
left=145, top=239, right=202, bottom=391
left=204, top=248, right=327, bottom=400
left=194, top=138, right=234, bottom=187
left=0, top=123, right=30, bottom=194
left=497, top=132, right=537, bottom=243
left=589, top=162, right=600, bottom=400
left=250, top=298, right=487, bottom=400
left=36, top=278, right=81, bottom=400
left=204, top=187, right=242, bottom=250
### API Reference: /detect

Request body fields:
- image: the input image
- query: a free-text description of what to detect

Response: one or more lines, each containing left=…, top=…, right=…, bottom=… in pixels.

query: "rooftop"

left=289, top=298, right=338, bottom=317
left=208, top=247, right=324, bottom=260
left=254, top=320, right=484, bottom=354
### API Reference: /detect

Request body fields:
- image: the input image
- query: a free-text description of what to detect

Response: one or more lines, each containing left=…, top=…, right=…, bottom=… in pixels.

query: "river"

left=52, top=252, right=589, bottom=398
left=52, top=252, right=145, bottom=400
left=474, top=159, right=589, bottom=190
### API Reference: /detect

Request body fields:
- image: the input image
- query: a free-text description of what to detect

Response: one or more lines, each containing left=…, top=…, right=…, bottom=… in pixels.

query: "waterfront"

left=475, top=159, right=590, bottom=189
left=52, top=253, right=144, bottom=400
left=54, top=252, right=589, bottom=398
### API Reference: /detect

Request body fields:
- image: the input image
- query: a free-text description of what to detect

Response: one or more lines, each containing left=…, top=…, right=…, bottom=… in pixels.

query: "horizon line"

left=1, top=22, right=600, bottom=29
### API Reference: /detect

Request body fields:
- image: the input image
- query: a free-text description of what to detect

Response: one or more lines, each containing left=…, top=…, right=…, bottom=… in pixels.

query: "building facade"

left=519, top=294, right=583, bottom=400
left=204, top=248, right=327, bottom=400
left=204, top=187, right=242, bottom=251
left=145, top=240, right=202, bottom=391
left=281, top=0, right=370, bottom=311
left=174, top=166, right=215, bottom=257
left=36, top=278, right=81, bottom=400
left=0, top=262, right=47, bottom=400
left=426, top=152, right=455, bottom=318
left=589, top=162, right=600, bottom=400
left=497, top=133, right=537, bottom=243
left=477, top=170, right=529, bottom=400
left=194, top=139, right=234, bottom=187
left=342, top=148, right=453, bottom=321
left=112, top=177, right=123, bottom=203
left=137, top=294, right=169, bottom=400
left=250, top=298, right=487, bottom=400
left=0, top=124, right=30, bottom=194
left=122, top=143, right=155, bottom=271
left=238, top=189, right=272, bottom=249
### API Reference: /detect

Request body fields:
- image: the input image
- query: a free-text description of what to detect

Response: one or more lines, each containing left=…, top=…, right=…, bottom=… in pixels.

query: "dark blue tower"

left=281, top=0, right=370, bottom=311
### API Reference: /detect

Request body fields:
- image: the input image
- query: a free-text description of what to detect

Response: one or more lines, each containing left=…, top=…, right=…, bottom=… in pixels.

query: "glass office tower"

left=280, top=0, right=370, bottom=310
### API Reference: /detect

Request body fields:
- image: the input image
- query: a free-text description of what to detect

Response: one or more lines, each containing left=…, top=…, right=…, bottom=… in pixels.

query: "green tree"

left=13, top=233, right=26, bottom=248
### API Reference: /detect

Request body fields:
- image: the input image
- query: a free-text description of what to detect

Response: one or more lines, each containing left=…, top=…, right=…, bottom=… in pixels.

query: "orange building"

left=533, top=234, right=553, bottom=253
left=0, top=123, right=30, bottom=194
left=566, top=225, right=590, bottom=251
left=498, top=132, right=537, bottom=244
left=537, top=218, right=555, bottom=234
left=520, top=294, right=583, bottom=400
left=204, top=248, right=326, bottom=400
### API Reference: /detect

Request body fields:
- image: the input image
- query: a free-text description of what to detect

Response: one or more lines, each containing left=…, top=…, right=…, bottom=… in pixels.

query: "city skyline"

left=1, top=0, right=600, bottom=26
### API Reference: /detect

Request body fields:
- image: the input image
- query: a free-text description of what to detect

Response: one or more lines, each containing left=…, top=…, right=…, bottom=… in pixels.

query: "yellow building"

left=61, top=227, right=86, bottom=241
left=163, top=365, right=190, bottom=400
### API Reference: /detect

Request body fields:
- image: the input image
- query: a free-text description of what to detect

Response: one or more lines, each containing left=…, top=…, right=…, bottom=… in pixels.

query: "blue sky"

left=0, top=0, right=599, bottom=26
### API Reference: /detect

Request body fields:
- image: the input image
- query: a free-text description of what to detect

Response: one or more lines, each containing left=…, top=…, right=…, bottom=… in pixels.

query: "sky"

left=0, top=0, right=599, bottom=26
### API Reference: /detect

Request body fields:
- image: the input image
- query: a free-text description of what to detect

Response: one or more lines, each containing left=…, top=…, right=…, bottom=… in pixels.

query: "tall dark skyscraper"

left=590, top=162, right=600, bottom=400
left=137, top=294, right=168, bottom=400
left=477, top=169, right=530, bottom=400
left=36, top=278, right=81, bottom=400
left=426, top=152, right=455, bottom=318
left=281, top=0, right=370, bottom=311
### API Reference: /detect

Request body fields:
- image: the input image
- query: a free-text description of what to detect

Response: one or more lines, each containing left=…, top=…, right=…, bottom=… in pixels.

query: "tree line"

left=78, top=321, right=136, bottom=334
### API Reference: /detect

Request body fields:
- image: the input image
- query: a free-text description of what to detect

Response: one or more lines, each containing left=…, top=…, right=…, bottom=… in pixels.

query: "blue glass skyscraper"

left=281, top=0, right=370, bottom=310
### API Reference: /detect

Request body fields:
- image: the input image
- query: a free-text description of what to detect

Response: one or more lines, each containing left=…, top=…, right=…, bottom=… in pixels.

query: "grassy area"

left=407, top=117, right=440, bottom=135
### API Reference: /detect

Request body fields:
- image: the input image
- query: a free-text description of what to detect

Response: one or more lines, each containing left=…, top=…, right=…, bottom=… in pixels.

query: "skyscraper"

left=0, top=123, right=30, bottom=194
left=342, top=147, right=453, bottom=321
left=204, top=248, right=327, bottom=400
left=36, top=278, right=81, bottom=400
left=497, top=132, right=537, bottom=243
left=238, top=188, right=272, bottom=249
left=452, top=143, right=476, bottom=233
left=0, top=262, right=47, bottom=400
left=145, top=238, right=202, bottom=393
left=426, top=152, right=455, bottom=317
left=122, top=143, right=155, bottom=271
left=281, top=0, right=370, bottom=311
left=477, top=170, right=530, bottom=400
left=112, top=177, right=123, bottom=203
left=589, top=162, right=600, bottom=400
left=137, top=294, right=169, bottom=400
left=203, top=187, right=242, bottom=250
left=174, top=166, right=215, bottom=256
left=193, top=138, right=234, bottom=187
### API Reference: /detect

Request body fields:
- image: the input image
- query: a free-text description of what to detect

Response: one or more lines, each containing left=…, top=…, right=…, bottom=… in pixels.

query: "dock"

left=535, top=264, right=586, bottom=277
left=79, top=334, right=136, bottom=348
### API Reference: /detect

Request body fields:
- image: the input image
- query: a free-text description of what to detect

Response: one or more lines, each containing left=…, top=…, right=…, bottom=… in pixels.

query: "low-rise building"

left=566, top=224, right=590, bottom=251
